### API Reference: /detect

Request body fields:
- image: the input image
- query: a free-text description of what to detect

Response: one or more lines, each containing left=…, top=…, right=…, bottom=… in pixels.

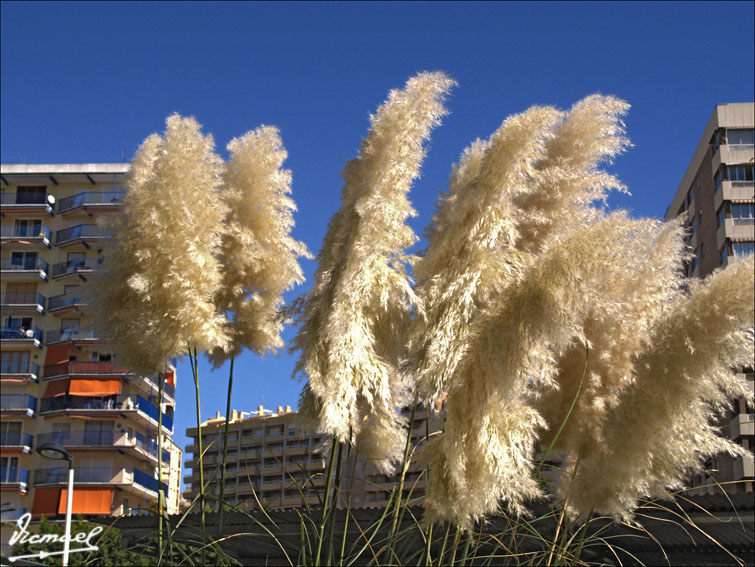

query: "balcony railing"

left=47, top=293, right=85, bottom=311
left=46, top=327, right=99, bottom=344
left=44, top=360, right=129, bottom=378
left=39, top=394, right=173, bottom=431
left=1, top=326, right=43, bottom=342
left=1, top=359, right=40, bottom=377
left=37, top=430, right=114, bottom=447
left=132, top=468, right=168, bottom=495
left=143, top=374, right=176, bottom=399
left=1, top=467, right=30, bottom=485
left=58, top=190, right=125, bottom=213
left=50, top=258, right=98, bottom=278
left=1, top=192, right=48, bottom=205
left=0, top=291, right=46, bottom=310
left=0, top=394, right=37, bottom=412
left=134, top=431, right=171, bottom=464
left=0, top=256, right=49, bottom=274
left=55, top=224, right=108, bottom=245
left=0, top=225, right=51, bottom=241
left=35, top=466, right=118, bottom=485
left=0, top=432, right=33, bottom=448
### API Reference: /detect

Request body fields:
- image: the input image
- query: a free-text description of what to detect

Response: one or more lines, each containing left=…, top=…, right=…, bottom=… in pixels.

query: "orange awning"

left=59, top=487, right=113, bottom=515
left=44, top=379, right=70, bottom=397
left=165, top=371, right=175, bottom=388
left=69, top=377, right=121, bottom=396
left=32, top=487, right=61, bottom=517
left=44, top=343, right=73, bottom=365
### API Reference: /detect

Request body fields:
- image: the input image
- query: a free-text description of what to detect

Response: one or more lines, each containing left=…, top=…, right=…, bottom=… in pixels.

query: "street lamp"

left=37, top=442, right=73, bottom=567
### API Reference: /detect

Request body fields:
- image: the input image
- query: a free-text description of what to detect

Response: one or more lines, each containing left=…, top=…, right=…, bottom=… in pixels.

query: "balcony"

left=728, top=413, right=755, bottom=440
left=0, top=432, right=33, bottom=452
left=1, top=359, right=40, bottom=382
left=714, top=179, right=755, bottom=211
left=58, top=190, right=124, bottom=216
left=0, top=224, right=52, bottom=247
left=0, top=256, right=49, bottom=280
left=134, top=431, right=171, bottom=464
left=0, top=467, right=30, bottom=493
left=140, top=373, right=176, bottom=400
left=0, top=506, right=27, bottom=522
left=37, top=429, right=115, bottom=448
left=50, top=258, right=98, bottom=280
left=45, top=326, right=100, bottom=345
left=717, top=217, right=755, bottom=248
left=0, top=394, right=37, bottom=415
left=55, top=224, right=108, bottom=248
left=47, top=292, right=85, bottom=313
left=39, top=394, right=173, bottom=432
left=34, top=466, right=125, bottom=485
left=0, top=291, right=46, bottom=313
left=0, top=326, right=43, bottom=348
left=45, top=360, right=129, bottom=379
left=132, top=467, right=168, bottom=495
left=0, top=191, right=54, bottom=215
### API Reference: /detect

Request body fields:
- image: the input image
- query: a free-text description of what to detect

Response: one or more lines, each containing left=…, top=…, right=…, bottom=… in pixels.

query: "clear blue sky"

left=2, top=1, right=754, bottom=468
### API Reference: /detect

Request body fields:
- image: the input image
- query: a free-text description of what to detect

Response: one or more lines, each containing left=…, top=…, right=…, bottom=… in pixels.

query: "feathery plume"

left=210, top=126, right=310, bottom=366
left=563, top=256, right=755, bottom=520
left=89, top=114, right=229, bottom=374
left=291, top=71, right=455, bottom=471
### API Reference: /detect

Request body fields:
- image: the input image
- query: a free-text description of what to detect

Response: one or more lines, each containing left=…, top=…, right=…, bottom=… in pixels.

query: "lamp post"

left=37, top=441, right=73, bottom=567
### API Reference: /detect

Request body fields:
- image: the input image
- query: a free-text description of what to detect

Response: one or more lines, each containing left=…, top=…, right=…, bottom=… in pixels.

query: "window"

left=732, top=241, right=755, bottom=258
left=15, top=186, right=46, bottom=205
left=698, top=210, right=703, bottom=224
left=1, top=351, right=30, bottom=373
left=720, top=246, right=729, bottom=265
left=699, top=243, right=704, bottom=259
left=3, top=316, right=33, bottom=332
left=731, top=203, right=755, bottom=220
left=66, top=252, right=86, bottom=271
left=712, top=130, right=722, bottom=155
left=717, top=206, right=726, bottom=228
left=13, top=219, right=42, bottom=237
left=714, top=168, right=723, bottom=192
left=288, top=427, right=296, bottom=437
left=686, top=185, right=694, bottom=206
left=9, top=251, right=38, bottom=270
left=727, top=128, right=755, bottom=147
left=0, top=456, right=19, bottom=482
left=728, top=164, right=755, bottom=183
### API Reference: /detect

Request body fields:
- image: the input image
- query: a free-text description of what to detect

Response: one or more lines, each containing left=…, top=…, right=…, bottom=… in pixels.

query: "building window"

left=9, top=251, right=39, bottom=270
left=720, top=245, right=729, bottom=265
left=15, top=186, right=46, bottom=205
left=1, top=351, right=30, bottom=373
left=726, top=128, right=755, bottom=149
left=731, top=203, right=755, bottom=221
left=686, top=185, right=695, bottom=206
left=690, top=255, right=698, bottom=274
left=728, top=164, right=755, bottom=185
left=714, top=169, right=723, bottom=192
left=717, top=206, right=726, bottom=228
left=732, top=241, right=755, bottom=258
left=699, top=243, right=704, bottom=259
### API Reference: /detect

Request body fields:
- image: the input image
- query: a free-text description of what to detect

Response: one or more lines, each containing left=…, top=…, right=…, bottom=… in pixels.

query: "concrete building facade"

left=184, top=405, right=443, bottom=511
left=664, top=103, right=755, bottom=492
left=0, top=164, right=183, bottom=538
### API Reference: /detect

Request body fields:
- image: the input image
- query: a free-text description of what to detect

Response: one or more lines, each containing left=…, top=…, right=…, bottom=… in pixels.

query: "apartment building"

left=184, top=407, right=328, bottom=509
left=0, top=164, right=182, bottom=537
left=184, top=404, right=444, bottom=511
left=663, top=103, right=755, bottom=492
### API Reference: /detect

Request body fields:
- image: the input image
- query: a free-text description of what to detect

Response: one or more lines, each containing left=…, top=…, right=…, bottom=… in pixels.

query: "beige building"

left=664, top=103, right=754, bottom=492
left=184, top=404, right=443, bottom=511
left=0, top=164, right=183, bottom=539
left=184, top=406, right=328, bottom=509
